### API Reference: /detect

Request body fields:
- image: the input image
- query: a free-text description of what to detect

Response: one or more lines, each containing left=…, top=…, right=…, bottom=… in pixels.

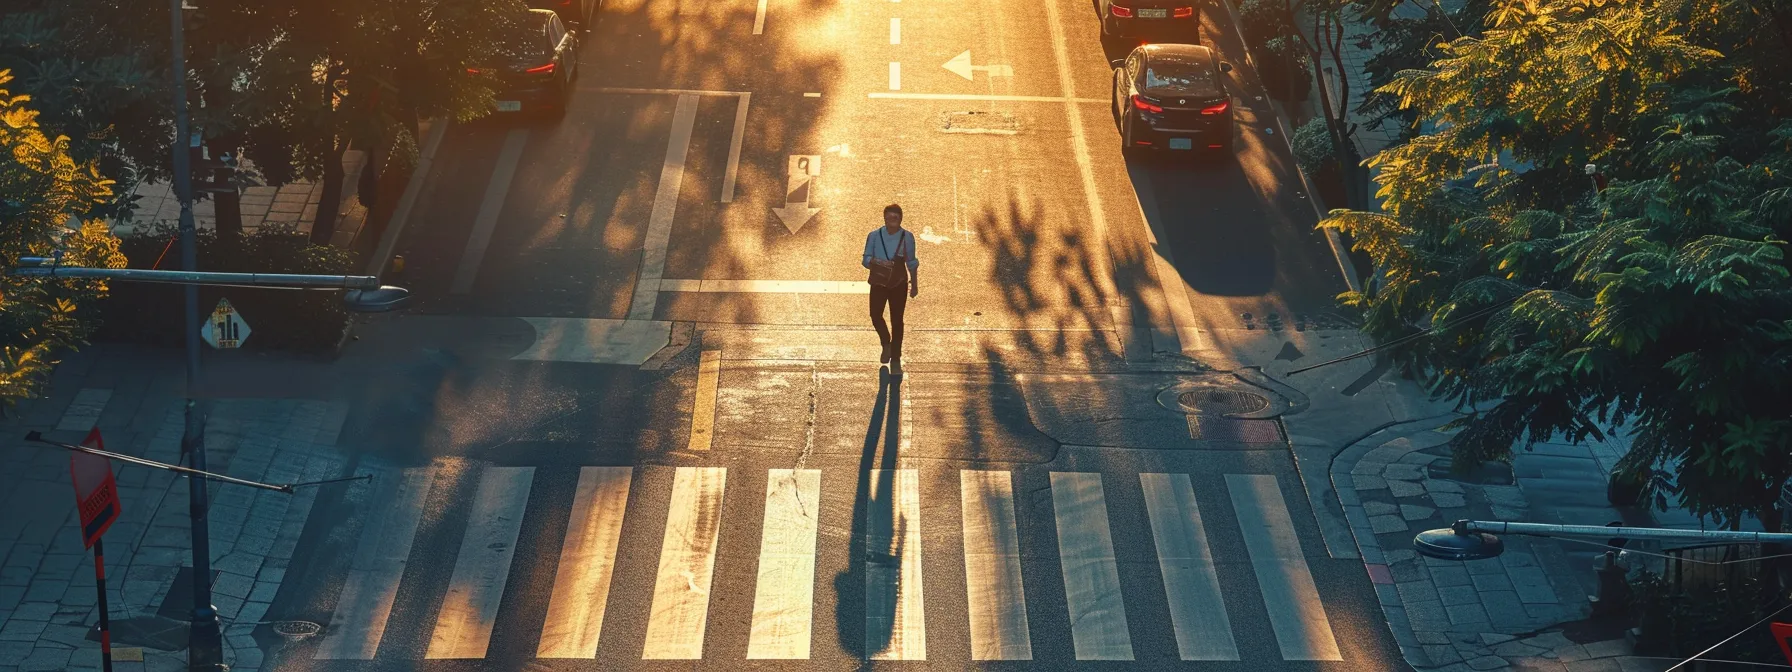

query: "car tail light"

left=560, top=0, right=573, bottom=5
left=1201, top=100, right=1230, bottom=114
left=1131, top=94, right=1163, bottom=113
left=1208, top=144, right=1224, bottom=148
left=466, top=68, right=482, bottom=74
left=1134, top=140, right=1153, bottom=145
left=1174, top=6, right=1194, bottom=17
left=525, top=63, right=557, bottom=74
left=1110, top=4, right=1133, bottom=17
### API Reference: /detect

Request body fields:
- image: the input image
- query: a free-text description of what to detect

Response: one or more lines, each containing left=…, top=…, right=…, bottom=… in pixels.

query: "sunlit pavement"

left=256, top=0, right=1410, bottom=668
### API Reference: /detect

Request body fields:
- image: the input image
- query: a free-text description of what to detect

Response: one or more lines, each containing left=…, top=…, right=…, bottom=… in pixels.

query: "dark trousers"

left=870, top=284, right=908, bottom=357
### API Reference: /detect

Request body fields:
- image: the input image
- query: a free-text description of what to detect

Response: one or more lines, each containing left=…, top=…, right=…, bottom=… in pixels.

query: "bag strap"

left=876, top=229, right=890, bottom=259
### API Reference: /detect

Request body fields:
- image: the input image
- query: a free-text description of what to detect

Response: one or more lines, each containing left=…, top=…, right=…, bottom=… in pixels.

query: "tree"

left=0, top=70, right=127, bottom=409
left=1319, top=0, right=1792, bottom=537
left=1262, top=0, right=1369, bottom=208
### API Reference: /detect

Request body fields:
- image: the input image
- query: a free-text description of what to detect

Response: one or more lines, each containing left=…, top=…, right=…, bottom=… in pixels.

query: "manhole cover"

left=940, top=111, right=1020, bottom=135
left=1179, top=388, right=1270, bottom=415
left=272, top=621, right=321, bottom=642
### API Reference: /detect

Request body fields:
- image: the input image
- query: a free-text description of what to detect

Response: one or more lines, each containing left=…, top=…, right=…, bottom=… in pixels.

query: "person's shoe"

left=889, top=357, right=903, bottom=376
left=881, top=343, right=891, bottom=363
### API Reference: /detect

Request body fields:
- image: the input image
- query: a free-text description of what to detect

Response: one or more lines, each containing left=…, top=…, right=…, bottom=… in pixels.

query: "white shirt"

left=861, top=227, right=919, bottom=272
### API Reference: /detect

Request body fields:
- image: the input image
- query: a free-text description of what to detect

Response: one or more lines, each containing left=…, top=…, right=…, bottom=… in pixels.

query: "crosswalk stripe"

left=537, top=467, right=634, bottom=658
left=642, top=466, right=728, bottom=659
left=315, top=466, right=436, bottom=660
left=960, top=470, right=1033, bottom=661
left=1225, top=474, right=1342, bottom=661
left=426, top=467, right=535, bottom=659
left=865, top=468, right=926, bottom=660
left=1141, top=473, right=1241, bottom=661
left=1049, top=472, right=1134, bottom=661
left=746, top=469, right=822, bottom=659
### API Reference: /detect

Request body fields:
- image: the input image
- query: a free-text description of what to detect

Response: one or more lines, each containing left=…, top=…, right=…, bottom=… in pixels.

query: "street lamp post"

left=165, top=0, right=228, bottom=667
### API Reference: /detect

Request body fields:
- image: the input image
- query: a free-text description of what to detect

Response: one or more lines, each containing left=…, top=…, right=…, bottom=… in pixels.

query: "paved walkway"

left=0, top=347, right=349, bottom=672
left=115, top=151, right=373, bottom=248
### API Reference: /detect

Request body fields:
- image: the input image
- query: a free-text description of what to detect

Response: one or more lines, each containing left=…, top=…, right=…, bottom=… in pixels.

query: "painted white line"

left=722, top=93, right=750, bottom=203
left=890, top=18, right=901, bottom=44
left=747, top=469, right=823, bottom=659
left=754, top=0, right=767, bottom=34
left=804, top=92, right=822, bottom=97
left=627, top=95, right=699, bottom=322
left=426, top=467, right=535, bottom=659
left=889, top=62, right=901, bottom=91
left=867, top=92, right=1105, bottom=103
left=315, top=466, right=436, bottom=660
left=1049, top=472, right=1134, bottom=661
left=512, top=317, right=672, bottom=365
left=367, top=118, right=450, bottom=276
left=658, top=279, right=870, bottom=294
left=960, top=470, right=1033, bottom=660
left=450, top=128, right=528, bottom=294
left=581, top=86, right=747, bottom=97
left=1226, top=474, right=1342, bottom=661
left=866, top=468, right=926, bottom=660
left=1124, top=167, right=1209, bottom=353
left=642, top=466, right=728, bottom=659
left=1040, top=0, right=1120, bottom=307
left=1141, top=473, right=1241, bottom=661
left=689, top=351, right=721, bottom=451
left=537, top=467, right=634, bottom=658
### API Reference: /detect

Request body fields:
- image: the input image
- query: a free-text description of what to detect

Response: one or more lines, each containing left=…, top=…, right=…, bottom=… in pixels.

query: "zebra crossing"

left=308, top=463, right=1344, bottom=664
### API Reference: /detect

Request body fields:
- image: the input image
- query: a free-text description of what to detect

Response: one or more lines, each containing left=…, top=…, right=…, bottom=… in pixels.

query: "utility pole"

left=167, top=0, right=226, bottom=668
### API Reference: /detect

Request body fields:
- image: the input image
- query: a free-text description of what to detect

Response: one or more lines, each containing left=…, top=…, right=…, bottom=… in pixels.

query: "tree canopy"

left=1322, top=0, right=1792, bottom=527
left=0, top=69, right=126, bottom=408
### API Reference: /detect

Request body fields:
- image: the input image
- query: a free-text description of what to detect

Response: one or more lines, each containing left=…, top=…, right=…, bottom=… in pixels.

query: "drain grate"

left=940, top=111, right=1020, bottom=135
left=272, top=620, right=321, bottom=642
left=1188, top=416, right=1284, bottom=443
left=1179, top=388, right=1270, bottom=416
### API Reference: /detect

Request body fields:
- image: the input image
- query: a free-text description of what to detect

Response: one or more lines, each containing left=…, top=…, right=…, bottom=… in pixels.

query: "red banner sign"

left=69, top=428, right=120, bottom=548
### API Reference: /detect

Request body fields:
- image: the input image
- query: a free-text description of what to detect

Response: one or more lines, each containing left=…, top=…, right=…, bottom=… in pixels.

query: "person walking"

left=863, top=203, right=918, bottom=375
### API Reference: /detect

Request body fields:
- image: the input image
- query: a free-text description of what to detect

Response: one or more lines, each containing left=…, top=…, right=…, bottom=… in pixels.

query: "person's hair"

left=884, top=203, right=903, bottom=218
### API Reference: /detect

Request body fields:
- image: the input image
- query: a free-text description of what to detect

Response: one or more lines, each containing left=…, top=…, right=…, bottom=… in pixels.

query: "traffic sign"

left=200, top=297, right=251, bottom=349
left=1774, top=622, right=1792, bottom=666
left=69, top=428, right=121, bottom=548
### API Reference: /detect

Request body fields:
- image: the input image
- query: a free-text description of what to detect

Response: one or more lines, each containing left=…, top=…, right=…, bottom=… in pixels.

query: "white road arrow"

left=772, top=155, right=821, bottom=233
left=943, top=50, right=1014, bottom=81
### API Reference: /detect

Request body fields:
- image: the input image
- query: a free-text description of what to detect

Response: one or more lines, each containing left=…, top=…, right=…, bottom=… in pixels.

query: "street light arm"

left=11, top=259, right=382, bottom=290
left=24, top=431, right=292, bottom=493
left=1456, top=519, right=1792, bottom=545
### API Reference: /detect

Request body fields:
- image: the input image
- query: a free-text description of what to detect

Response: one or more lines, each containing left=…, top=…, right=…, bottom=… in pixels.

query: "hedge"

left=92, top=225, right=355, bottom=353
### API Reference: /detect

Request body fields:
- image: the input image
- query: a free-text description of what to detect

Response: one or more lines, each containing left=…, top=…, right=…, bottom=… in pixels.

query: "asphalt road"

left=256, top=0, right=1398, bottom=668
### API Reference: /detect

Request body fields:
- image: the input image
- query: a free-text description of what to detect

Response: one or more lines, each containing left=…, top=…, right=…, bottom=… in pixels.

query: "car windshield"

left=1143, top=55, right=1216, bottom=96
left=490, top=15, right=553, bottom=67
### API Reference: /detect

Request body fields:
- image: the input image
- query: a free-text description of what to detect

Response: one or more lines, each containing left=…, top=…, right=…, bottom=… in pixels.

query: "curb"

left=364, top=119, right=450, bottom=278
left=1212, top=0, right=1364, bottom=295
left=1328, top=414, right=1465, bottom=670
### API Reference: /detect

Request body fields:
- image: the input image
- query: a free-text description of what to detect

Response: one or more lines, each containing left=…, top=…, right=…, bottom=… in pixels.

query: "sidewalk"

left=113, top=150, right=373, bottom=249
left=0, top=346, right=349, bottom=672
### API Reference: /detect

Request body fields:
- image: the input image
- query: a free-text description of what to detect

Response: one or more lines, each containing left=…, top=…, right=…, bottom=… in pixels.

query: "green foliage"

left=1239, top=0, right=1298, bottom=45
left=1319, top=0, right=1792, bottom=528
left=0, top=70, right=126, bottom=409
left=0, top=0, right=532, bottom=218
left=1629, top=569, right=1784, bottom=662
left=1292, top=116, right=1338, bottom=175
left=95, top=226, right=355, bottom=353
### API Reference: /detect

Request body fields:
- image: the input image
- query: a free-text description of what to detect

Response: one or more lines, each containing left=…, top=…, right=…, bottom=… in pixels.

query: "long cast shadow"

left=834, top=369, right=903, bottom=662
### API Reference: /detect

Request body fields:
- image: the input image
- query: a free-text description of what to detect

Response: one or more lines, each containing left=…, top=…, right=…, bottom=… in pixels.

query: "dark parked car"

left=1111, top=44, right=1235, bottom=158
left=471, top=9, right=580, bottom=116
left=1097, top=0, right=1199, bottom=39
left=530, top=0, right=600, bottom=31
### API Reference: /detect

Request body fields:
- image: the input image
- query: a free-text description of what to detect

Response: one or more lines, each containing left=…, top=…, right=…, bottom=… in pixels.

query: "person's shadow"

left=835, top=368, right=904, bottom=660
